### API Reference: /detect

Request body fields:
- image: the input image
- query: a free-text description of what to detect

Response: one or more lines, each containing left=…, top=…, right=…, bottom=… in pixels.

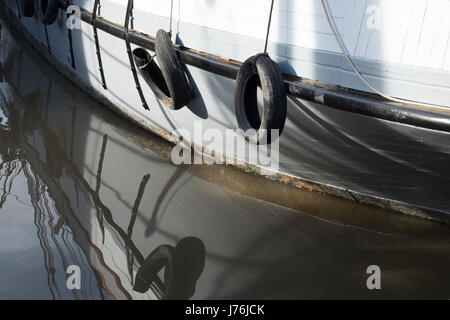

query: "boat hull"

left=2, top=0, right=450, bottom=222
left=2, top=17, right=450, bottom=299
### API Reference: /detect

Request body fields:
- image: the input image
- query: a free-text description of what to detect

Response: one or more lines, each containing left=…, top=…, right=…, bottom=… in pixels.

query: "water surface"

left=0, top=19, right=449, bottom=300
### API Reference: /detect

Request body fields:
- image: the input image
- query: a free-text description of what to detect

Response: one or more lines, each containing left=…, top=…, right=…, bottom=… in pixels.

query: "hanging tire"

left=234, top=53, right=287, bottom=144
left=133, top=245, right=176, bottom=298
left=133, top=29, right=192, bottom=110
left=40, top=0, right=59, bottom=25
left=20, top=0, right=35, bottom=17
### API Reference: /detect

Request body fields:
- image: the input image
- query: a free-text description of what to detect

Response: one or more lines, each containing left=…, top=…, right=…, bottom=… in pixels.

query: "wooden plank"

left=415, top=0, right=444, bottom=66
left=386, top=0, right=413, bottom=63
left=428, top=0, right=450, bottom=69
left=354, top=0, right=370, bottom=57
left=402, top=0, right=429, bottom=65
left=443, top=34, right=450, bottom=71
left=344, top=0, right=357, bottom=55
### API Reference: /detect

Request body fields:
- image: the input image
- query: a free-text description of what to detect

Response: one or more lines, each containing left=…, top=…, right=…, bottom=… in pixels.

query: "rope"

left=264, top=0, right=275, bottom=53
left=138, top=53, right=156, bottom=69
left=320, top=0, right=445, bottom=110
left=169, top=0, right=174, bottom=36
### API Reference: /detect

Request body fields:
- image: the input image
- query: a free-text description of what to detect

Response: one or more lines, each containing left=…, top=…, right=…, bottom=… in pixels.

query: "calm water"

left=0, top=19, right=450, bottom=300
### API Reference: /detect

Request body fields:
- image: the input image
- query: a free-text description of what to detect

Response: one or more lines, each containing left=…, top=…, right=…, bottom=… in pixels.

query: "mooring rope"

left=263, top=0, right=275, bottom=53
left=138, top=50, right=155, bottom=70
left=139, top=0, right=174, bottom=69
left=168, top=0, right=174, bottom=36
left=320, top=0, right=444, bottom=110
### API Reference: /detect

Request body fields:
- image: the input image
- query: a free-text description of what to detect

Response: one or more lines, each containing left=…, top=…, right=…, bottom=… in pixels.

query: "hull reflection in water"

left=1, top=21, right=450, bottom=300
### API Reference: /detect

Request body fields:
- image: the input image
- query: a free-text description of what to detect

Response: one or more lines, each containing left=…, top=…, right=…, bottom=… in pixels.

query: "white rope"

left=138, top=51, right=156, bottom=69
left=169, top=0, right=174, bottom=35
left=320, top=0, right=446, bottom=110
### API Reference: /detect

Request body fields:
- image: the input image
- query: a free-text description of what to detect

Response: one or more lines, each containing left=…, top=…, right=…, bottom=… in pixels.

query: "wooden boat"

left=1, top=0, right=450, bottom=223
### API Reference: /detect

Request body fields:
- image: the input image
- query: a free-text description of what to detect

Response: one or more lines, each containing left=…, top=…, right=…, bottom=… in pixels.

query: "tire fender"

left=133, top=29, right=192, bottom=110
left=234, top=53, right=287, bottom=144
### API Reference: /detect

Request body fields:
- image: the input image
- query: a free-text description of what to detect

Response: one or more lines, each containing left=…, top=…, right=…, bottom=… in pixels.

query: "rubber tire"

left=41, top=0, right=59, bottom=25
left=133, top=245, right=176, bottom=299
left=234, top=53, right=287, bottom=144
left=133, top=29, right=192, bottom=110
left=20, top=0, right=35, bottom=17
